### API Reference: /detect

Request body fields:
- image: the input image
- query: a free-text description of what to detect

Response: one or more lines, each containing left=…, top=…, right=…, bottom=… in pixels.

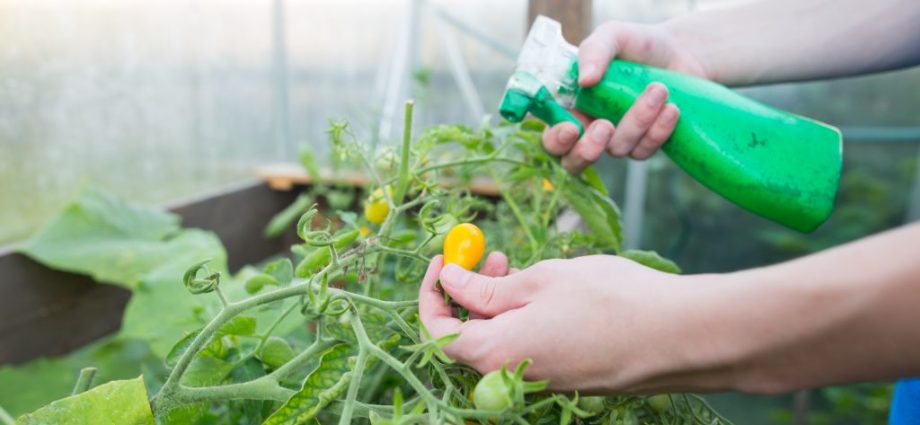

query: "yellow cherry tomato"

left=542, top=178, right=554, bottom=192
left=364, top=187, right=391, bottom=225
left=443, top=223, right=485, bottom=270
left=358, top=226, right=371, bottom=237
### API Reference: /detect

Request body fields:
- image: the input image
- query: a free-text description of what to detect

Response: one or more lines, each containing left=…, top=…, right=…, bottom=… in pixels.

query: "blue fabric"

left=890, top=378, right=920, bottom=425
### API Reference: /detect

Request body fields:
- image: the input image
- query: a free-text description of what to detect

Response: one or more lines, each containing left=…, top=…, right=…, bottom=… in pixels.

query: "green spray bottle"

left=499, top=16, right=842, bottom=232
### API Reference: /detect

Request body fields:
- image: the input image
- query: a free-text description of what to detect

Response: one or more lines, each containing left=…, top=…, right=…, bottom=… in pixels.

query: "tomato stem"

left=71, top=367, right=97, bottom=396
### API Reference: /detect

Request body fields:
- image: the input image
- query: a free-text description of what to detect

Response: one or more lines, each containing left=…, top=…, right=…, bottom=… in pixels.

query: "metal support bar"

left=378, top=0, right=421, bottom=141
left=430, top=6, right=518, bottom=59
left=437, top=23, right=486, bottom=121
left=907, top=145, right=920, bottom=222
left=271, top=0, right=291, bottom=158
left=622, top=160, right=649, bottom=250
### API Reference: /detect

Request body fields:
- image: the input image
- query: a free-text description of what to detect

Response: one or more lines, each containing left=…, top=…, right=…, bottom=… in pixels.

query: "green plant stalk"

left=350, top=311, right=512, bottom=422
left=337, top=343, right=369, bottom=424
left=490, top=169, right=539, bottom=260
left=71, top=367, right=98, bottom=395
left=394, top=100, right=415, bottom=207
left=231, top=301, right=301, bottom=368
left=364, top=100, right=416, bottom=298
left=174, top=377, right=295, bottom=404
left=150, top=243, right=415, bottom=416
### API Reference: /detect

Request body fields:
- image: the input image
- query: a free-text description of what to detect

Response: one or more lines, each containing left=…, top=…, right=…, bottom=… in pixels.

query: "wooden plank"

left=527, top=0, right=593, bottom=44
left=0, top=253, right=131, bottom=365
left=0, top=182, right=301, bottom=365
left=253, top=162, right=502, bottom=197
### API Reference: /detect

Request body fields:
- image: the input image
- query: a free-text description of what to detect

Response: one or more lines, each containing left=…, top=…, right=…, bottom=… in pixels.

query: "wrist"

left=609, top=272, right=744, bottom=393
left=618, top=269, right=798, bottom=394
left=659, top=17, right=718, bottom=83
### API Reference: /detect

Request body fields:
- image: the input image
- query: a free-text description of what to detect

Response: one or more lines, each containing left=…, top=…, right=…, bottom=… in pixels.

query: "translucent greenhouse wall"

left=1, top=0, right=918, bottom=259
left=0, top=0, right=525, bottom=244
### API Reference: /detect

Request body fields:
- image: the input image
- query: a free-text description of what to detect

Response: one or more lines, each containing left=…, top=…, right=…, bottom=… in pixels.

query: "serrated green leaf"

left=263, top=258, right=294, bottom=286
left=219, top=316, right=258, bottom=337
left=164, top=316, right=256, bottom=368
left=581, top=167, right=608, bottom=196
left=164, top=331, right=200, bottom=368
left=560, top=177, right=623, bottom=253
left=181, top=355, right=235, bottom=387
left=260, top=343, right=353, bottom=425
left=620, top=250, right=682, bottom=274
left=15, top=376, right=153, bottom=425
left=262, top=335, right=399, bottom=425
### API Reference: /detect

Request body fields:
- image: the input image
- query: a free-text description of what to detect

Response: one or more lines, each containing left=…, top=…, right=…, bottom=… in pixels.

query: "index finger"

left=542, top=110, right=593, bottom=156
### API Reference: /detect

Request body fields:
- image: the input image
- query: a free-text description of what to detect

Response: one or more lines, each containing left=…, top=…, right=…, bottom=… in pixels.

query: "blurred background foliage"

left=0, top=0, right=917, bottom=423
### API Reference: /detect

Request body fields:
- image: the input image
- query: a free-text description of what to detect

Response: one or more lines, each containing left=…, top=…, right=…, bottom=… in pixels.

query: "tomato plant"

left=4, top=101, right=729, bottom=424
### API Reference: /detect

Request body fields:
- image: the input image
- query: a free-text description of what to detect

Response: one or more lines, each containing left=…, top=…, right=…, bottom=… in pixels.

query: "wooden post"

left=527, top=0, right=593, bottom=44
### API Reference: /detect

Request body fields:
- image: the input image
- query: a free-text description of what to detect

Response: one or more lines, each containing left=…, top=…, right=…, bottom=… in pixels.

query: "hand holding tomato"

left=418, top=254, right=717, bottom=393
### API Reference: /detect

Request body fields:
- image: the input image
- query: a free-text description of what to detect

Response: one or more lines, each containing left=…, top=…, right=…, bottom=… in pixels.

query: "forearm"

left=655, top=224, right=920, bottom=394
left=665, top=0, right=920, bottom=86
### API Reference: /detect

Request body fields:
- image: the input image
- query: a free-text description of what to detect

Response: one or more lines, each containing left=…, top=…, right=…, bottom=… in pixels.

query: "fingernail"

left=440, top=264, right=468, bottom=288
left=560, top=124, right=579, bottom=144
left=591, top=123, right=612, bottom=141
left=647, top=84, right=667, bottom=106
left=580, top=64, right=597, bottom=82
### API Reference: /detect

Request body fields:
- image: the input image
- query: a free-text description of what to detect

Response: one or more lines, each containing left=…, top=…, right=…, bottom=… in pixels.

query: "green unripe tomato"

left=646, top=394, right=673, bottom=413
left=577, top=396, right=606, bottom=416
left=260, top=336, right=295, bottom=369
left=473, top=371, right=514, bottom=412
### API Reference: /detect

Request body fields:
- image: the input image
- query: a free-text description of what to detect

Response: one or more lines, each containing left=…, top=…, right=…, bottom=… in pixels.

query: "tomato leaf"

left=260, top=343, right=353, bottom=425
left=581, top=166, right=609, bottom=196
left=560, top=177, right=623, bottom=253
left=262, top=335, right=399, bottom=425
left=15, top=376, right=154, bottom=425
left=620, top=250, right=682, bottom=274
left=263, top=258, right=294, bottom=286
left=219, top=316, right=258, bottom=337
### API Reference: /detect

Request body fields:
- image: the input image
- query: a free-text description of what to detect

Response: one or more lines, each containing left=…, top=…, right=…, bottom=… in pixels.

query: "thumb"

left=439, top=263, right=530, bottom=317
left=577, top=24, right=619, bottom=87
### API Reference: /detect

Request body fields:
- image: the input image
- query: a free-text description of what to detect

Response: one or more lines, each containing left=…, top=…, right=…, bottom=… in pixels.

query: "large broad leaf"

left=119, top=229, right=227, bottom=358
left=262, top=335, right=399, bottom=425
left=20, top=187, right=185, bottom=288
left=0, top=338, right=159, bottom=418
left=15, top=376, right=154, bottom=425
left=560, top=175, right=623, bottom=253
left=620, top=250, right=682, bottom=274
